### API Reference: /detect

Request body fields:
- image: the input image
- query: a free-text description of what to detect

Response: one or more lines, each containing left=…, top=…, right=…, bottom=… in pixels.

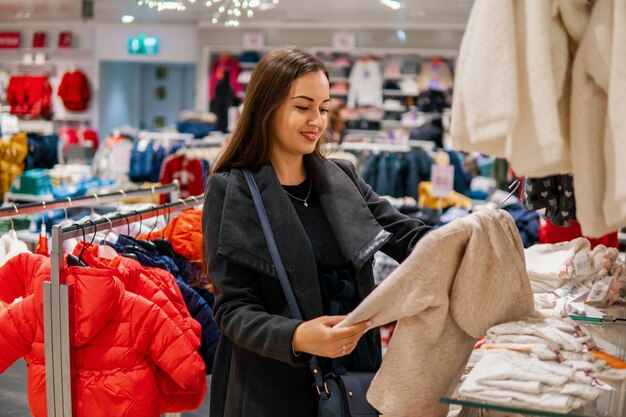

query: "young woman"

left=202, top=46, right=431, bottom=417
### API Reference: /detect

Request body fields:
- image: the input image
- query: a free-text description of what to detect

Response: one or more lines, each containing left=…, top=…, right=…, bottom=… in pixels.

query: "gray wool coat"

left=202, top=155, right=431, bottom=417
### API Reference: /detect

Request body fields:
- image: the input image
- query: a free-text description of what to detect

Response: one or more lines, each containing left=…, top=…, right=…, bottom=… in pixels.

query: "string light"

left=138, top=0, right=278, bottom=26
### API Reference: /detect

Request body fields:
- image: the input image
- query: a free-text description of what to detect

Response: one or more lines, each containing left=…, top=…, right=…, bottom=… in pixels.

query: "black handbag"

left=243, top=169, right=379, bottom=417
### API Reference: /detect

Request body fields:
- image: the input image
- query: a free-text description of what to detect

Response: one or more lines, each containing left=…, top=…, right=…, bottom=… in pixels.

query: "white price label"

left=431, top=165, right=455, bottom=197
left=574, top=252, right=592, bottom=276
left=554, top=281, right=590, bottom=303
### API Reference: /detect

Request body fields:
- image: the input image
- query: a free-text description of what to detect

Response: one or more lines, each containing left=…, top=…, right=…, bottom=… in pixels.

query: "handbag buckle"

left=315, top=382, right=330, bottom=396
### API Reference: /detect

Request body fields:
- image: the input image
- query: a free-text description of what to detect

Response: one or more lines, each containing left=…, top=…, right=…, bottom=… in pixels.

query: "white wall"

left=93, top=23, right=198, bottom=64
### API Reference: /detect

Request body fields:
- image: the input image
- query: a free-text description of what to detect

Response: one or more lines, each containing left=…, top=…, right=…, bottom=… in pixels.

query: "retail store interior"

left=1, top=0, right=626, bottom=416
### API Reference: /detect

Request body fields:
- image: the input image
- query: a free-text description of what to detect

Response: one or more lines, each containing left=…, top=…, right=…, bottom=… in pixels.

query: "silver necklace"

left=283, top=178, right=312, bottom=207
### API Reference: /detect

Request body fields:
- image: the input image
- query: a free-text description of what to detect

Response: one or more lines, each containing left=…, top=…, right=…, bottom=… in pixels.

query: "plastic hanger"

left=67, top=223, right=88, bottom=267
left=119, top=214, right=138, bottom=261
left=98, top=217, right=118, bottom=260
left=152, top=203, right=177, bottom=258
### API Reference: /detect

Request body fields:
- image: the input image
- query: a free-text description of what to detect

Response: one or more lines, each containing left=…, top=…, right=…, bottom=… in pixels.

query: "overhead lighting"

left=396, top=29, right=406, bottom=42
left=138, top=0, right=278, bottom=27
left=380, top=0, right=403, bottom=11
left=121, top=14, right=135, bottom=23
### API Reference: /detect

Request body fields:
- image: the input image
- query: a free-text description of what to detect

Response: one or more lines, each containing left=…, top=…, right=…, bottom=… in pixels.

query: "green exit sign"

left=128, top=33, right=159, bottom=55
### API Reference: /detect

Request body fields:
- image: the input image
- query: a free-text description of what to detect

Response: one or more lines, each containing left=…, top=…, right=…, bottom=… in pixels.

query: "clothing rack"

left=0, top=183, right=188, bottom=417
left=47, top=194, right=205, bottom=417
left=138, top=130, right=195, bottom=143
left=0, top=181, right=180, bottom=214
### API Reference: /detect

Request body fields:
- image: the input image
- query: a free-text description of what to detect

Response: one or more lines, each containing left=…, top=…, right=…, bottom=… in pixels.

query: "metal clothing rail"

left=0, top=181, right=180, bottom=218
left=44, top=194, right=202, bottom=417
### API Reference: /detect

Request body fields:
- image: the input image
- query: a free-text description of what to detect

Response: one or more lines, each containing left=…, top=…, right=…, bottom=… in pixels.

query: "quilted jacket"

left=0, top=253, right=206, bottom=417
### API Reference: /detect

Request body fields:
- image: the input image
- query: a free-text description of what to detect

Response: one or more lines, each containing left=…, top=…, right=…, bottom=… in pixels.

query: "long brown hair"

left=211, top=46, right=329, bottom=173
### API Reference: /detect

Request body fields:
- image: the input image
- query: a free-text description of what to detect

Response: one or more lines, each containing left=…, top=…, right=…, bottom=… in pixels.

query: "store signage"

left=0, top=32, right=21, bottom=49
left=58, top=31, right=73, bottom=48
left=431, top=165, right=455, bottom=197
left=32, top=31, right=47, bottom=48
left=128, top=33, right=159, bottom=55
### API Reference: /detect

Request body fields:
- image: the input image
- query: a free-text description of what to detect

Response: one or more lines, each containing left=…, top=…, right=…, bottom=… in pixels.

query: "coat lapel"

left=306, top=156, right=390, bottom=272
left=218, top=164, right=323, bottom=319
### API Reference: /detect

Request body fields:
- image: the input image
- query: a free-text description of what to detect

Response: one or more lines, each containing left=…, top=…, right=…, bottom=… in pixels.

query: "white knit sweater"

left=452, top=0, right=625, bottom=237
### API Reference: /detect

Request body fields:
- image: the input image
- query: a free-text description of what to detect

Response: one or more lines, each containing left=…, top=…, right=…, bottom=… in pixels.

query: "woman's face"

left=270, top=70, right=330, bottom=162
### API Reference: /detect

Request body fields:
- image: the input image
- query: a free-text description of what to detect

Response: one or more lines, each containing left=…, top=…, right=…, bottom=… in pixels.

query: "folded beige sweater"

left=338, top=210, right=535, bottom=417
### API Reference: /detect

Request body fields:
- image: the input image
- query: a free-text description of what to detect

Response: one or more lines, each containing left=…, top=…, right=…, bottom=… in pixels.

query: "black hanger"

left=152, top=203, right=177, bottom=258
left=67, top=223, right=88, bottom=267
left=119, top=214, right=138, bottom=261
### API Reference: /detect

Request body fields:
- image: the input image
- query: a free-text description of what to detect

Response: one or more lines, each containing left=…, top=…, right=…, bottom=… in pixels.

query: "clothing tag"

left=574, top=252, right=592, bottom=276
left=554, top=281, right=590, bottom=303
left=586, top=275, right=614, bottom=307
left=431, top=164, right=455, bottom=197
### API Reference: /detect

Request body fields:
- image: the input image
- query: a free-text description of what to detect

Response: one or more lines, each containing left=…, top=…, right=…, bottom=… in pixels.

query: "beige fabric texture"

left=338, top=209, right=535, bottom=417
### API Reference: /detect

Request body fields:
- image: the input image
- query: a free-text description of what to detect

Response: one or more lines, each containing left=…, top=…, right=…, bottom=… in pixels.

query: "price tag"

left=574, top=252, right=592, bottom=276
left=554, top=281, right=590, bottom=303
left=431, top=165, right=455, bottom=197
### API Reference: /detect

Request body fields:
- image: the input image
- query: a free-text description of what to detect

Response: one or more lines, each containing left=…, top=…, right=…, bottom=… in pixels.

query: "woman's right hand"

left=292, top=315, right=370, bottom=358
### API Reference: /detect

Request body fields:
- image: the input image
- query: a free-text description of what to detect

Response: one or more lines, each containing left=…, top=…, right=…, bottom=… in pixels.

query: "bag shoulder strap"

left=242, top=169, right=328, bottom=394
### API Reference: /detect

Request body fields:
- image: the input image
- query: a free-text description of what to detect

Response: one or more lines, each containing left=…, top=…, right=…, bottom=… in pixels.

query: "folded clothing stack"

left=459, top=317, right=626, bottom=413
left=10, top=168, right=53, bottom=196
left=525, top=238, right=626, bottom=309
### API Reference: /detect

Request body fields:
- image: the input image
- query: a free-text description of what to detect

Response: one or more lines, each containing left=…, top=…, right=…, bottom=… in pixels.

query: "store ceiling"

left=0, top=0, right=473, bottom=28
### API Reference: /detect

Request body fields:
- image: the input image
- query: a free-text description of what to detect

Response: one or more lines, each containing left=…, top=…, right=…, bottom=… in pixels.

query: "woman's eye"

left=295, top=106, right=309, bottom=111
left=320, top=109, right=330, bottom=114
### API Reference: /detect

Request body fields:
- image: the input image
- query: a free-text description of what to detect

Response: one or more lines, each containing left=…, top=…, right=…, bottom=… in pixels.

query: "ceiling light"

left=121, top=14, right=135, bottom=23
left=380, top=0, right=402, bottom=11
left=396, top=29, right=406, bottom=42
left=138, top=0, right=278, bottom=27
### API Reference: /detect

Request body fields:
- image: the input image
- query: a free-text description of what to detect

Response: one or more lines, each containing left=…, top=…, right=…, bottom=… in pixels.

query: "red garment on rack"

left=539, top=219, right=619, bottom=249
left=209, top=55, right=242, bottom=99
left=159, top=155, right=204, bottom=204
left=57, top=69, right=91, bottom=111
left=6, top=75, right=52, bottom=117
left=138, top=208, right=203, bottom=262
left=74, top=242, right=207, bottom=413
left=58, top=127, right=99, bottom=151
left=0, top=253, right=206, bottom=417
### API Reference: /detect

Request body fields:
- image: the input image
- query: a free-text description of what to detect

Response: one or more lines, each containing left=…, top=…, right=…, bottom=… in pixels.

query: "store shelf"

left=442, top=318, right=626, bottom=417
left=239, top=62, right=257, bottom=69
left=330, top=90, right=348, bottom=96
left=383, top=89, right=417, bottom=97
left=384, top=74, right=417, bottom=80
left=330, top=77, right=349, bottom=83
left=440, top=385, right=622, bottom=417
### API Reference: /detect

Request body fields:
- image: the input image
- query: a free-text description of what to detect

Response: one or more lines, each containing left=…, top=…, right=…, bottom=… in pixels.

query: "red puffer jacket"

left=73, top=242, right=206, bottom=412
left=0, top=253, right=206, bottom=417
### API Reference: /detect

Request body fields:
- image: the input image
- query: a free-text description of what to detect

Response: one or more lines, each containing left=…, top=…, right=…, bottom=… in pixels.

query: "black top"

left=283, top=177, right=381, bottom=374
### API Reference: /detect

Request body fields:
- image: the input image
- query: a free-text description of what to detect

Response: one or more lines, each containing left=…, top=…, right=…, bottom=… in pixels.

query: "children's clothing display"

left=0, top=132, right=28, bottom=199
left=347, top=57, right=383, bottom=108
left=57, top=69, right=91, bottom=111
left=451, top=0, right=626, bottom=237
left=0, top=253, right=207, bottom=417
left=338, top=209, right=535, bottom=417
left=6, top=75, right=53, bottom=117
left=460, top=317, right=626, bottom=413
